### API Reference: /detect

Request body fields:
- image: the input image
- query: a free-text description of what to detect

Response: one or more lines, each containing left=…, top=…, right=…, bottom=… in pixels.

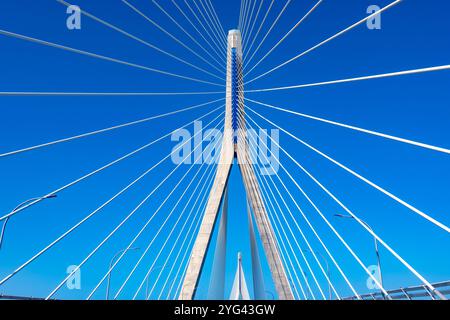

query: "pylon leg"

left=237, top=145, right=294, bottom=300
left=179, top=155, right=232, bottom=300
left=207, top=187, right=228, bottom=299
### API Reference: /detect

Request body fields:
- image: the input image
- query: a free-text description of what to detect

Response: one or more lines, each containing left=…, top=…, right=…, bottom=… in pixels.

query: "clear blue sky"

left=0, top=0, right=449, bottom=300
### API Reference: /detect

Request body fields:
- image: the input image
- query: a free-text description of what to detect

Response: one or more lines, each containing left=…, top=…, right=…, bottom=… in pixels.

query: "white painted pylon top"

left=230, top=252, right=251, bottom=300
left=228, top=29, right=242, bottom=49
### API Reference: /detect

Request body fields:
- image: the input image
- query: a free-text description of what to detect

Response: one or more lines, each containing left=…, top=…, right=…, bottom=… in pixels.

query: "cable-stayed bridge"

left=0, top=0, right=449, bottom=301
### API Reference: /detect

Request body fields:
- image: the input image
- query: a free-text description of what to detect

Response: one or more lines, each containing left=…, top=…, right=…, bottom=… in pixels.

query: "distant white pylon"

left=229, top=252, right=251, bottom=300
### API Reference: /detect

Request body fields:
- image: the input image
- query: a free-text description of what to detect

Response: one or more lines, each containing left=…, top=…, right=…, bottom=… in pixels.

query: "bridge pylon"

left=179, top=30, right=294, bottom=300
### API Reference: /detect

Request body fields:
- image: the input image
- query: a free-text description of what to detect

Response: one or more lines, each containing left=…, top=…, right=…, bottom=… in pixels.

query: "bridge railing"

left=344, top=281, right=450, bottom=300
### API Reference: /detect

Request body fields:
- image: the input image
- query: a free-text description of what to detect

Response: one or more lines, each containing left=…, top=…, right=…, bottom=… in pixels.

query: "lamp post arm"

left=0, top=196, right=57, bottom=249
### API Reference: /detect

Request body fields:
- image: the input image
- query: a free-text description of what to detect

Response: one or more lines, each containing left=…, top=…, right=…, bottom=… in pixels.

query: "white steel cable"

left=235, top=132, right=301, bottom=300
left=183, top=0, right=226, bottom=53
left=246, top=0, right=402, bottom=84
left=248, top=145, right=326, bottom=299
left=260, top=166, right=339, bottom=300
left=237, top=108, right=341, bottom=299
left=244, top=0, right=293, bottom=71
left=258, top=171, right=311, bottom=300
left=155, top=162, right=218, bottom=300
left=190, top=0, right=227, bottom=51
left=89, top=127, right=222, bottom=300
left=92, top=159, right=211, bottom=300
left=246, top=98, right=450, bottom=155
left=198, top=0, right=227, bottom=47
left=0, top=105, right=222, bottom=222
left=241, top=0, right=257, bottom=49
left=145, top=147, right=221, bottom=300
left=245, top=111, right=392, bottom=297
left=190, top=0, right=227, bottom=49
left=0, top=91, right=224, bottom=97
left=235, top=118, right=297, bottom=299
left=171, top=0, right=225, bottom=64
left=0, top=98, right=224, bottom=158
left=244, top=0, right=275, bottom=64
left=247, top=108, right=448, bottom=299
left=238, top=0, right=245, bottom=29
left=45, top=113, right=224, bottom=300
left=260, top=188, right=304, bottom=300
left=245, top=0, right=323, bottom=77
left=238, top=111, right=328, bottom=300
left=121, top=0, right=225, bottom=78
left=235, top=127, right=307, bottom=299
left=112, top=126, right=223, bottom=300
left=56, top=0, right=223, bottom=84
left=167, top=165, right=219, bottom=299
left=0, top=107, right=223, bottom=287
left=205, top=0, right=227, bottom=39
left=243, top=0, right=264, bottom=57
left=131, top=123, right=225, bottom=300
left=151, top=0, right=225, bottom=71
left=0, top=28, right=223, bottom=87
left=240, top=0, right=251, bottom=45
left=247, top=106, right=450, bottom=234
left=170, top=197, right=211, bottom=300
left=246, top=65, right=450, bottom=92
left=243, top=111, right=371, bottom=299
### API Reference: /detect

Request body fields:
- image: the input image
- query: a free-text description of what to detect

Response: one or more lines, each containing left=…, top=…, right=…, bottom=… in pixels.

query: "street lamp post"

left=0, top=194, right=57, bottom=250
left=106, top=247, right=140, bottom=300
left=302, top=249, right=331, bottom=300
left=145, top=265, right=167, bottom=300
left=334, top=214, right=384, bottom=298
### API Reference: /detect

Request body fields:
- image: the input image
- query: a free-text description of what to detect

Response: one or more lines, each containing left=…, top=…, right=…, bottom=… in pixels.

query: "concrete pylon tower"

left=179, top=30, right=294, bottom=300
